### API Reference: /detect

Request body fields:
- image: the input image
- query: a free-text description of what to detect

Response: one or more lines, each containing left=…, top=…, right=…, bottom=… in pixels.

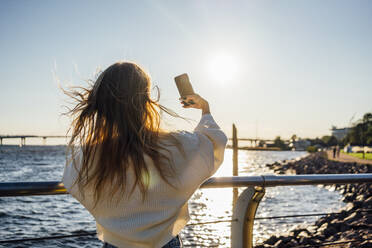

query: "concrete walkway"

left=327, top=150, right=372, bottom=165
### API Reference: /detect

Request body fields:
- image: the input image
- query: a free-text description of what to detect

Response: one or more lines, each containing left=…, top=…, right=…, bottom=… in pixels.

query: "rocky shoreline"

left=255, top=152, right=372, bottom=248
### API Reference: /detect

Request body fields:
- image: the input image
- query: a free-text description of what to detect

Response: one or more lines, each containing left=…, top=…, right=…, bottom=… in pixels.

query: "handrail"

left=1, top=174, right=372, bottom=197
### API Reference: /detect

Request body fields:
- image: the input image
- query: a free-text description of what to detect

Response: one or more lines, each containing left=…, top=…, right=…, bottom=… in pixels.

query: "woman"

left=62, top=62, right=227, bottom=248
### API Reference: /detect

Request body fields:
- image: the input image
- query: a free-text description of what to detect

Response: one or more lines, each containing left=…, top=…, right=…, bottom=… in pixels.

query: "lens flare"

left=207, top=52, right=239, bottom=83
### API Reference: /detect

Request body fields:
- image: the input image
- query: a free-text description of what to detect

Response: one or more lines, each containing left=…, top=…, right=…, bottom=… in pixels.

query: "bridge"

left=228, top=124, right=290, bottom=149
left=1, top=124, right=289, bottom=148
left=0, top=135, right=280, bottom=147
left=228, top=137, right=276, bottom=148
left=0, top=135, right=69, bottom=146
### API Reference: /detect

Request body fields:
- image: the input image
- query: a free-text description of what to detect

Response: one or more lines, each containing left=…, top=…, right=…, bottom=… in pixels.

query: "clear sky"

left=0, top=0, right=371, bottom=145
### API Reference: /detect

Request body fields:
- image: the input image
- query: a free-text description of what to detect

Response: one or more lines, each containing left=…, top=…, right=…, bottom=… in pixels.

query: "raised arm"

left=181, top=94, right=228, bottom=174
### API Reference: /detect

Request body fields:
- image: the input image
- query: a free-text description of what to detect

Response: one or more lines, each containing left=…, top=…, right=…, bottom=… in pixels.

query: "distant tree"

left=291, top=134, right=297, bottom=142
left=345, top=112, right=372, bottom=158
left=307, top=146, right=317, bottom=153
left=321, top=135, right=338, bottom=147
left=346, top=112, right=372, bottom=146
left=274, top=136, right=289, bottom=150
left=367, top=125, right=372, bottom=145
left=313, top=137, right=325, bottom=147
left=364, top=113, right=372, bottom=145
left=339, top=137, right=348, bottom=146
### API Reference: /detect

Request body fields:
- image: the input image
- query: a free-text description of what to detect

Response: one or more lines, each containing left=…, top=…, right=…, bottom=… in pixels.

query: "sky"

left=0, top=0, right=371, bottom=145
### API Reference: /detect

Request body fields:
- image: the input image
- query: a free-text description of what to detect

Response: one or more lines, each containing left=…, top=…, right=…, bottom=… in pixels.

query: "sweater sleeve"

left=62, top=147, right=84, bottom=197
left=194, top=113, right=228, bottom=175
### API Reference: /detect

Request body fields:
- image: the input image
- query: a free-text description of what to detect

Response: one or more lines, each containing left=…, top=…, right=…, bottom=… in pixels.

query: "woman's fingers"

left=179, top=94, right=209, bottom=113
left=184, top=94, right=199, bottom=101
left=183, top=95, right=200, bottom=105
left=182, top=103, right=192, bottom=108
left=180, top=94, right=206, bottom=109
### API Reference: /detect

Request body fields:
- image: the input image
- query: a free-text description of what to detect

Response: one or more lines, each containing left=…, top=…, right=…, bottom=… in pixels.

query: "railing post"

left=231, top=186, right=265, bottom=248
left=232, top=124, right=238, bottom=208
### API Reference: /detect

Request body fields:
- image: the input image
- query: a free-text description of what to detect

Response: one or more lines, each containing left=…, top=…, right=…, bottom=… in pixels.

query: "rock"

left=261, top=152, right=372, bottom=247
left=298, top=236, right=319, bottom=245
left=344, top=212, right=361, bottom=224
left=274, top=240, right=286, bottom=248
left=286, top=240, right=298, bottom=247
left=315, top=234, right=326, bottom=241
left=360, top=240, right=372, bottom=248
left=343, top=192, right=356, bottom=202
left=315, top=217, right=327, bottom=227
left=281, top=236, right=292, bottom=243
left=336, top=211, right=348, bottom=220
left=365, top=214, right=372, bottom=224
left=289, top=228, right=309, bottom=238
left=329, top=219, right=342, bottom=231
left=264, top=236, right=278, bottom=245
left=364, top=196, right=372, bottom=208
left=356, top=194, right=365, bottom=201
left=297, top=230, right=310, bottom=238
left=344, top=203, right=355, bottom=212
left=340, top=223, right=350, bottom=232
left=353, top=200, right=364, bottom=208
left=317, top=222, right=328, bottom=233
left=323, top=226, right=338, bottom=236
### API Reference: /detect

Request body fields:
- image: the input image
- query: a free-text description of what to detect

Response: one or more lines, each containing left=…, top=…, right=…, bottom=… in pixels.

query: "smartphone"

left=174, top=73, right=195, bottom=106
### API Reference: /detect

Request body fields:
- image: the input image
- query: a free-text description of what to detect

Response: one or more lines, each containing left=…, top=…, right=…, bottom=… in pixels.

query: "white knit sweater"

left=62, top=113, right=227, bottom=248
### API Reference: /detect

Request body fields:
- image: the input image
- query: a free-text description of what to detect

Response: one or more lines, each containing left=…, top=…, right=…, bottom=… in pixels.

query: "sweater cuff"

left=194, top=113, right=219, bottom=132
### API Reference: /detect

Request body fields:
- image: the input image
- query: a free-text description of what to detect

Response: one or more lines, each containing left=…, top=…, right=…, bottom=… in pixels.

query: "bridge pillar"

left=42, top=137, right=47, bottom=145
left=20, top=137, right=26, bottom=147
left=0, top=138, right=2, bottom=146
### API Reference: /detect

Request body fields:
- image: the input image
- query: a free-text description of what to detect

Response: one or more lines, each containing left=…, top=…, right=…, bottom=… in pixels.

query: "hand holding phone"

left=174, top=73, right=210, bottom=114
left=180, top=94, right=210, bottom=115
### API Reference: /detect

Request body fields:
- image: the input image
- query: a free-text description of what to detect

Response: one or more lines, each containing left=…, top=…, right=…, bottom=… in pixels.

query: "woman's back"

left=62, top=62, right=227, bottom=248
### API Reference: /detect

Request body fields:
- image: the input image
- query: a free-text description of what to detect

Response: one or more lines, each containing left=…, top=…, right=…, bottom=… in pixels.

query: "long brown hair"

left=65, top=62, right=183, bottom=209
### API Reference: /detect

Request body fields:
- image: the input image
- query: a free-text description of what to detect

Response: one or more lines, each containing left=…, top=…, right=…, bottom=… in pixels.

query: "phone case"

left=174, top=73, right=195, bottom=97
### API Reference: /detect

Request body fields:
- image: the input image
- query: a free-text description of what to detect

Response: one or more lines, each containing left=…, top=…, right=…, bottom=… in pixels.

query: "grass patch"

left=342, top=151, right=372, bottom=160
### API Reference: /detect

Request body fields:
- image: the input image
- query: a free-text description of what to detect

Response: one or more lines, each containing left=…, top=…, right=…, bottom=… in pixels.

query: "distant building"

left=331, top=127, right=351, bottom=141
left=289, top=139, right=311, bottom=151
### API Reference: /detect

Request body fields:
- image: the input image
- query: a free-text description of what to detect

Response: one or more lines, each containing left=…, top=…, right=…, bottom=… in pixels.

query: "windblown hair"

left=65, top=62, right=183, bottom=209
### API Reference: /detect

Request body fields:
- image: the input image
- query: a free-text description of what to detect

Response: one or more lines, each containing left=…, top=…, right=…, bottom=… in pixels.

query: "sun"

left=206, top=52, right=239, bottom=83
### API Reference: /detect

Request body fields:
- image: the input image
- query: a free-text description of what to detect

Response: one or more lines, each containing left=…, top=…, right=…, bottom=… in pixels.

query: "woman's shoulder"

left=161, top=130, right=214, bottom=158
left=165, top=130, right=203, bottom=147
left=157, top=130, right=208, bottom=156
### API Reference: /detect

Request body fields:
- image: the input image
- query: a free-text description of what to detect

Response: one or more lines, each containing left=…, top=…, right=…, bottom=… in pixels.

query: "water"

left=0, top=146, right=345, bottom=247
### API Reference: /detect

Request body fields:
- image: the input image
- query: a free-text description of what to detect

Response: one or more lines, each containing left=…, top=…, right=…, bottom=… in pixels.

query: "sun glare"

left=206, top=52, right=239, bottom=83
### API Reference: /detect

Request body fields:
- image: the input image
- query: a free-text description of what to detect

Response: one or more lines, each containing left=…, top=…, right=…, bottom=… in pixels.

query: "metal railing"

left=1, top=174, right=372, bottom=196
left=1, top=173, right=372, bottom=247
